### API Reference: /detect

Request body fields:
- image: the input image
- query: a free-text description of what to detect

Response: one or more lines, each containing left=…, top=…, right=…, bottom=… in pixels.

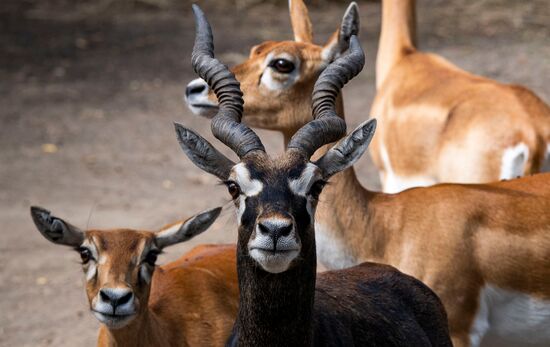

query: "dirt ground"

left=0, top=0, right=548, bottom=345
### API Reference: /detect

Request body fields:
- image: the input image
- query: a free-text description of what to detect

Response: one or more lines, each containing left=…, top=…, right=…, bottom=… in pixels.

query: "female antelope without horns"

left=176, top=6, right=452, bottom=346
left=370, top=0, right=550, bottom=192
left=184, top=1, right=550, bottom=346
left=30, top=206, right=238, bottom=347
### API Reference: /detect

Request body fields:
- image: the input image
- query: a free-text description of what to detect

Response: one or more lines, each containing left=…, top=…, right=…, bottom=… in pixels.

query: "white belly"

left=471, top=285, right=550, bottom=347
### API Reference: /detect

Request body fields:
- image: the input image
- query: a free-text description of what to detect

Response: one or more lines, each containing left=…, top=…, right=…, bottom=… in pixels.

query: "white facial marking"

left=500, top=143, right=529, bottom=180
left=233, top=163, right=263, bottom=196
left=140, top=265, right=152, bottom=285
left=288, top=163, right=320, bottom=197
left=380, top=144, right=436, bottom=193
left=260, top=52, right=300, bottom=91
left=235, top=195, right=246, bottom=225
left=81, top=239, right=99, bottom=281
left=231, top=163, right=263, bottom=225
left=184, top=78, right=217, bottom=117
left=314, top=222, right=357, bottom=270
left=289, top=163, right=322, bottom=219
left=470, top=285, right=550, bottom=347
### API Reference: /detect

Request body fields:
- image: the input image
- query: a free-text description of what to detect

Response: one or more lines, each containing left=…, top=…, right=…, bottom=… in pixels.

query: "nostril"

left=186, top=84, right=206, bottom=97
left=258, top=223, right=270, bottom=235
left=99, top=289, right=111, bottom=303
left=118, top=292, right=133, bottom=306
left=280, top=224, right=293, bottom=237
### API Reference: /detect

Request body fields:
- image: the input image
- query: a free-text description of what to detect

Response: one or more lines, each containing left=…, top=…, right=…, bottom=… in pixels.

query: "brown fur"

left=85, top=231, right=238, bottom=347
left=370, top=0, right=550, bottom=187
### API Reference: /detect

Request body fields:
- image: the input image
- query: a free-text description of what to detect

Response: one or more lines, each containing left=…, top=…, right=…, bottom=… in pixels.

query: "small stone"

left=41, top=143, right=58, bottom=154
left=53, top=66, right=66, bottom=77
left=162, top=179, right=174, bottom=190
left=36, top=276, right=48, bottom=285
left=75, top=37, right=89, bottom=49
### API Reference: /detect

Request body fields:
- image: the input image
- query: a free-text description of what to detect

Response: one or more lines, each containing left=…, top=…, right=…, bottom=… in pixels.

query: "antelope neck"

left=232, top=231, right=317, bottom=346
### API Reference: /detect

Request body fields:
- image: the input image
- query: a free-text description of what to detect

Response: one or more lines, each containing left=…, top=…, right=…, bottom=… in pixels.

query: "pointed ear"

left=30, top=206, right=84, bottom=247
left=314, top=119, right=376, bottom=179
left=289, top=0, right=313, bottom=43
left=155, top=207, right=222, bottom=248
left=322, top=2, right=360, bottom=62
left=174, top=123, right=235, bottom=180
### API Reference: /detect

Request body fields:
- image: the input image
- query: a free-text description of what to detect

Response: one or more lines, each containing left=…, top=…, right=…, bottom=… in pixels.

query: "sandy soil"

left=1, top=0, right=549, bottom=345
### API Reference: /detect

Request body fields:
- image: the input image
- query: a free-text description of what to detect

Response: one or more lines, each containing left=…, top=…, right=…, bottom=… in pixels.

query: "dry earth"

left=1, top=0, right=549, bottom=345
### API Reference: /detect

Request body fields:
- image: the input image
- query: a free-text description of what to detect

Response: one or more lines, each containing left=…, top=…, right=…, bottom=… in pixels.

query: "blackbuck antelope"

left=176, top=6, right=452, bottom=346
left=370, top=0, right=550, bottom=192
left=183, top=1, right=550, bottom=346
left=30, top=206, right=239, bottom=347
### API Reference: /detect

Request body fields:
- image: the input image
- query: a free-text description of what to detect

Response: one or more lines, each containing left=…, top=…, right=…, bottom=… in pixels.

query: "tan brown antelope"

left=185, top=0, right=360, bottom=139
left=30, top=206, right=238, bottom=347
left=176, top=6, right=452, bottom=346
left=183, top=1, right=550, bottom=346
left=370, top=0, right=550, bottom=193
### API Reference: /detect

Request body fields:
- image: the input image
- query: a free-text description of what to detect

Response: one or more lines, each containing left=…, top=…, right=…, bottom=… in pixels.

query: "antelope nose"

left=99, top=288, right=134, bottom=309
left=185, top=79, right=208, bottom=97
left=258, top=217, right=294, bottom=249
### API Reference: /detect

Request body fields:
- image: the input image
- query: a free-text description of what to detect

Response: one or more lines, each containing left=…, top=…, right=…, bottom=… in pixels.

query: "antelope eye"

left=79, top=247, right=92, bottom=264
left=308, top=180, right=327, bottom=200
left=226, top=181, right=241, bottom=200
left=270, top=58, right=295, bottom=74
left=144, top=251, right=159, bottom=266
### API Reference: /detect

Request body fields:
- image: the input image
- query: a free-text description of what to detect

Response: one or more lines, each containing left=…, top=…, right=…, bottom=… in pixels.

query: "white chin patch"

left=93, top=311, right=136, bottom=329
left=187, top=103, right=218, bottom=118
left=249, top=248, right=300, bottom=273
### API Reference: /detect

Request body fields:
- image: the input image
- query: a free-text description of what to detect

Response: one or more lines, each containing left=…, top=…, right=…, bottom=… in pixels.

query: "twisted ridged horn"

left=287, top=35, right=365, bottom=158
left=191, top=4, right=265, bottom=157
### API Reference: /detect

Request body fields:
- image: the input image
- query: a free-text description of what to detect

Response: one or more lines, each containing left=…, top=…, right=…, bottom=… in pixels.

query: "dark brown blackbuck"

left=30, top=206, right=239, bottom=347
left=175, top=6, right=452, bottom=346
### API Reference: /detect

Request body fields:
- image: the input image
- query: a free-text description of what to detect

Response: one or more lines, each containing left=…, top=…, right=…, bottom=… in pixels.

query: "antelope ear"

left=314, top=119, right=376, bottom=179
left=322, top=2, right=360, bottom=62
left=289, top=0, right=313, bottom=43
left=174, top=123, right=235, bottom=180
left=155, top=207, right=222, bottom=248
left=30, top=206, right=84, bottom=247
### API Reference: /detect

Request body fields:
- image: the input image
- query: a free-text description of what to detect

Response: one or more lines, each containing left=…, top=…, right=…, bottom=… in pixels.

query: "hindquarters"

left=313, top=262, right=452, bottom=347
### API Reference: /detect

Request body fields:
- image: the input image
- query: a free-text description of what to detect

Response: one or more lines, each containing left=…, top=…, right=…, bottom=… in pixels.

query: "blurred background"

left=1, top=0, right=549, bottom=345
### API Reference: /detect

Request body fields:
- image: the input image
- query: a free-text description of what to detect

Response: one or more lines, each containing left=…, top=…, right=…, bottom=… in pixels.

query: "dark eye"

left=270, top=58, right=295, bottom=73
left=308, top=180, right=327, bottom=200
left=79, top=247, right=91, bottom=264
left=226, top=181, right=241, bottom=200
left=144, top=251, right=159, bottom=266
